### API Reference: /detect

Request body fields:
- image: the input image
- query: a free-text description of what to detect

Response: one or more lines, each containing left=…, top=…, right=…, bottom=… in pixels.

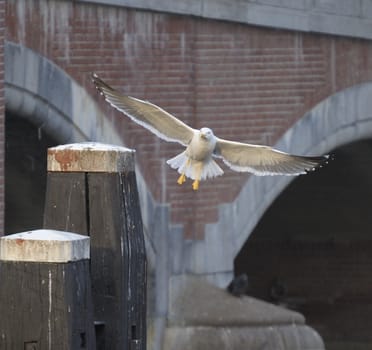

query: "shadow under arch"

left=187, top=82, right=372, bottom=286
left=234, top=137, right=372, bottom=350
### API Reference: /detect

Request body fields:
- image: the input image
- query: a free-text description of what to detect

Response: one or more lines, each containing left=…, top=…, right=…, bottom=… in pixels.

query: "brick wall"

left=5, top=0, right=372, bottom=238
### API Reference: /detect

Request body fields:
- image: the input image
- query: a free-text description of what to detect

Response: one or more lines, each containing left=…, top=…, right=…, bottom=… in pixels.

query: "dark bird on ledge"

left=227, top=273, right=250, bottom=297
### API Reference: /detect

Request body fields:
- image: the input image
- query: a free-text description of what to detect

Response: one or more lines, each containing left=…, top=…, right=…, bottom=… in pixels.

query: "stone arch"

left=4, top=41, right=121, bottom=144
left=187, top=82, right=372, bottom=286
left=3, top=41, right=161, bottom=247
left=4, top=42, right=176, bottom=350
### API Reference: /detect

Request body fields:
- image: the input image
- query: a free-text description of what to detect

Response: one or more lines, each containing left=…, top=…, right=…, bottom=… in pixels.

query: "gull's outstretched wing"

left=215, top=138, right=328, bottom=175
left=92, top=73, right=195, bottom=146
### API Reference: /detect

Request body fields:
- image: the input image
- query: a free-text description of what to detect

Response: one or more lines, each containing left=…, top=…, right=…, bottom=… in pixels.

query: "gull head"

left=199, top=127, right=215, bottom=141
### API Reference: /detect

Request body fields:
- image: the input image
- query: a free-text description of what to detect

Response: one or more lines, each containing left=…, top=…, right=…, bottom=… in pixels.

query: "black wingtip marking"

left=91, top=72, right=101, bottom=92
left=91, top=72, right=116, bottom=95
left=304, top=153, right=333, bottom=174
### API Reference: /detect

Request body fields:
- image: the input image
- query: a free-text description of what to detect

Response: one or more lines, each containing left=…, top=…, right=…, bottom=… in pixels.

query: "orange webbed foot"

left=177, top=174, right=186, bottom=185
left=192, top=180, right=199, bottom=191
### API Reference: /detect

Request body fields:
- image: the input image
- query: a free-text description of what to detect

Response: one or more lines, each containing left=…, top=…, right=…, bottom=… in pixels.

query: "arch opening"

left=5, top=112, right=59, bottom=233
left=234, top=139, right=372, bottom=350
left=196, top=82, right=372, bottom=286
left=3, top=43, right=164, bottom=350
left=3, top=41, right=123, bottom=233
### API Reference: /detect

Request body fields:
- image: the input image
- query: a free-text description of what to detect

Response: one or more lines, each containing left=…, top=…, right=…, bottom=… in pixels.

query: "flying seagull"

left=92, top=73, right=329, bottom=190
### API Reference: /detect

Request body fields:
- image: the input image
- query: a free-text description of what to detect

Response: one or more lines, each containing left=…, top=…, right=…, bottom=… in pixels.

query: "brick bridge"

left=2, top=1, right=372, bottom=349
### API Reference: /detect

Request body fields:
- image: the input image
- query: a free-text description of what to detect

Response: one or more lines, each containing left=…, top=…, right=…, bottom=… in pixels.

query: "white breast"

left=186, top=131, right=216, bottom=161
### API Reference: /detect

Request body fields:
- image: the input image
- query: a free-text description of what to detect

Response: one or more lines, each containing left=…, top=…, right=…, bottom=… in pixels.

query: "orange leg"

left=192, top=180, right=200, bottom=191
left=177, top=159, right=190, bottom=186
left=177, top=173, right=186, bottom=185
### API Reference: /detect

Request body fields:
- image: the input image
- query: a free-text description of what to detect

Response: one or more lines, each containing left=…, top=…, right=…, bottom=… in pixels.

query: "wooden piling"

left=43, top=142, right=147, bottom=350
left=0, top=229, right=95, bottom=349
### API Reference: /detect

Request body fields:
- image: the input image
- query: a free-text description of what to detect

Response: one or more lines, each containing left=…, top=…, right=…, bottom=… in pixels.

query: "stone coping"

left=0, top=229, right=90, bottom=263
left=169, top=275, right=305, bottom=327
left=47, top=142, right=135, bottom=173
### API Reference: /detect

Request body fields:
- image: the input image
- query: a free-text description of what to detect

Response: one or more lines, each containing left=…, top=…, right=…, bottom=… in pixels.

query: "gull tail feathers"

left=167, top=152, right=224, bottom=181
left=201, top=158, right=224, bottom=180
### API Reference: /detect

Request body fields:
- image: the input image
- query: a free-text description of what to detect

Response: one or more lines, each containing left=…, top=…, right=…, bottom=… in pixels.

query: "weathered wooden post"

left=43, top=142, right=147, bottom=350
left=0, top=229, right=95, bottom=349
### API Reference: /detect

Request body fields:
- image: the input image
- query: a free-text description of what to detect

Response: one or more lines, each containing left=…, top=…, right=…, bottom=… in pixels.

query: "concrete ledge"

left=47, top=142, right=135, bottom=173
left=0, top=229, right=90, bottom=262
left=169, top=275, right=304, bottom=327
left=78, top=0, right=372, bottom=40
left=164, top=325, right=324, bottom=350
left=166, top=275, right=324, bottom=350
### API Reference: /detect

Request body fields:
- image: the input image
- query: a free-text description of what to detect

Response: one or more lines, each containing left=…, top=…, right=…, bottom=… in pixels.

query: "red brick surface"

left=5, top=1, right=372, bottom=238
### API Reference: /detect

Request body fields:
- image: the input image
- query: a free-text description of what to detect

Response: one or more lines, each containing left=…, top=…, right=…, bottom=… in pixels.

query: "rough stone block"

left=166, top=275, right=324, bottom=350
left=169, top=275, right=305, bottom=327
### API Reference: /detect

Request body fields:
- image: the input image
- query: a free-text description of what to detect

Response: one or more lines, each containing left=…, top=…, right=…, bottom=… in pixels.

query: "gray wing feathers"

left=92, top=74, right=195, bottom=146
left=216, top=138, right=328, bottom=176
